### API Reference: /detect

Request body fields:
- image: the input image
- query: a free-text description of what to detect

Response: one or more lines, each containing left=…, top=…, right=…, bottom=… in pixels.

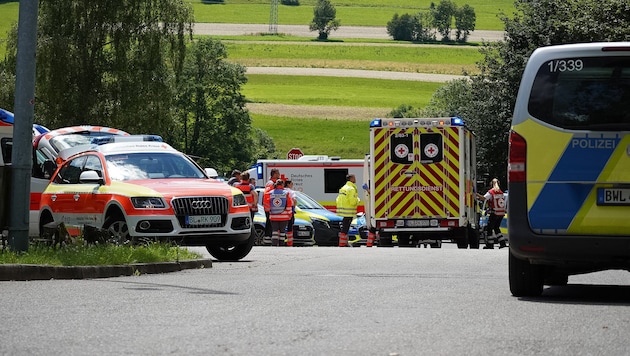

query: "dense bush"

left=387, top=0, right=475, bottom=43
left=281, top=0, right=299, bottom=5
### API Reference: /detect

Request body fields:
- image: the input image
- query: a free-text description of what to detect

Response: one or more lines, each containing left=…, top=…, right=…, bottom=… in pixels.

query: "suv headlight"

left=233, top=192, right=248, bottom=207
left=131, top=197, right=166, bottom=209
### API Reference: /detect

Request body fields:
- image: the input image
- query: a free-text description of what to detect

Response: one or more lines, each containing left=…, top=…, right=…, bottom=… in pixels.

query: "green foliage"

left=454, top=4, right=476, bottom=42
left=309, top=0, right=340, bottom=40
left=431, top=0, right=457, bottom=40
left=0, top=242, right=201, bottom=266
left=3, top=0, right=194, bottom=135
left=176, top=38, right=255, bottom=174
left=387, top=13, right=428, bottom=41
left=281, top=0, right=300, bottom=5
left=465, top=0, right=630, bottom=183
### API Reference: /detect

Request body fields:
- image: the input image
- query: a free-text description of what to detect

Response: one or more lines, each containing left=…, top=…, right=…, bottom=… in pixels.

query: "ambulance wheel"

left=468, top=225, right=480, bottom=249
left=206, top=233, right=255, bottom=261
left=509, top=250, right=544, bottom=297
left=379, top=234, right=393, bottom=247
left=103, top=214, right=133, bottom=245
left=38, top=210, right=54, bottom=239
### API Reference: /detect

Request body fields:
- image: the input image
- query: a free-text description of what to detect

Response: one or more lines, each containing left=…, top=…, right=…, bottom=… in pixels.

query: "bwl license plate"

left=186, top=215, right=221, bottom=225
left=406, top=220, right=429, bottom=227
left=597, top=188, right=630, bottom=206
left=297, top=231, right=311, bottom=237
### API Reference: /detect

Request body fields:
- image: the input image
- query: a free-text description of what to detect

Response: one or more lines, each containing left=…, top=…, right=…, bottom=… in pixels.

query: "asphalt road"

left=1, top=245, right=629, bottom=355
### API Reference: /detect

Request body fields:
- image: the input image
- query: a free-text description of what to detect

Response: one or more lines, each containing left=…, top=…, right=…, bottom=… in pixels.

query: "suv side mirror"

left=79, top=170, right=104, bottom=185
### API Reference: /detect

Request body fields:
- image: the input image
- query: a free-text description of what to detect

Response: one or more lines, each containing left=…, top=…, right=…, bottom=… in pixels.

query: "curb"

left=0, top=259, right=213, bottom=281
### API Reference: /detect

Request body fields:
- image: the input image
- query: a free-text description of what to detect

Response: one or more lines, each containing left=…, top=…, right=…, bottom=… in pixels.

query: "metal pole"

left=9, top=0, right=39, bottom=252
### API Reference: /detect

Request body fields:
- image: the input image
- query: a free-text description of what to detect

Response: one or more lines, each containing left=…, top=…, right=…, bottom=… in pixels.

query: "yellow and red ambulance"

left=364, top=117, right=479, bottom=248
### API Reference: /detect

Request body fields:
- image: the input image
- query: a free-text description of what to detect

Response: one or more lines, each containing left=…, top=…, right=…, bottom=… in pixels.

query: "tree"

left=431, top=0, right=457, bottom=41
left=176, top=38, right=255, bottom=174
left=387, top=13, right=416, bottom=41
left=10, top=0, right=195, bottom=136
left=467, top=0, right=630, bottom=182
left=309, top=0, right=340, bottom=40
left=454, top=4, right=475, bottom=42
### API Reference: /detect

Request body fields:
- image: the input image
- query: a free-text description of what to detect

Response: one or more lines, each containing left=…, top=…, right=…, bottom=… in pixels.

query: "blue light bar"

left=0, top=108, right=14, bottom=125
left=451, top=117, right=465, bottom=126
left=90, top=135, right=163, bottom=145
left=369, top=119, right=382, bottom=128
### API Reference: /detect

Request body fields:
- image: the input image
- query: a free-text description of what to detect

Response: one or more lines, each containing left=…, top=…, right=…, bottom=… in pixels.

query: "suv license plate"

left=597, top=188, right=630, bottom=206
left=186, top=215, right=221, bottom=225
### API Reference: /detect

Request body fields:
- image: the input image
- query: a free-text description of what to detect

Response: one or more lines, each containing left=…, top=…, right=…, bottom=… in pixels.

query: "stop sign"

left=287, top=148, right=304, bottom=160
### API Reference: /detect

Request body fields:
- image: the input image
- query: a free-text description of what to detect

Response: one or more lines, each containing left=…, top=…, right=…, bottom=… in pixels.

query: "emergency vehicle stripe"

left=373, top=126, right=462, bottom=219
left=529, top=133, right=621, bottom=230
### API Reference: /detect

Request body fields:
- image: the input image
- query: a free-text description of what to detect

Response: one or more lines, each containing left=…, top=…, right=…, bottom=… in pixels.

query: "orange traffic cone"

left=286, top=230, right=294, bottom=247
left=338, top=233, right=348, bottom=247
left=366, top=231, right=376, bottom=247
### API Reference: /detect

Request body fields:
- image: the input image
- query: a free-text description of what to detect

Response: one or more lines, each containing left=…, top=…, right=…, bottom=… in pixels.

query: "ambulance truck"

left=364, top=117, right=479, bottom=248
left=248, top=156, right=364, bottom=212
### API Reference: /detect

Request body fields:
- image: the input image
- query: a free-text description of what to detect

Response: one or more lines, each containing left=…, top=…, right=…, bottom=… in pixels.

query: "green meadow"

left=187, top=0, right=513, bottom=31
left=243, top=75, right=442, bottom=108
left=0, top=0, right=508, bottom=158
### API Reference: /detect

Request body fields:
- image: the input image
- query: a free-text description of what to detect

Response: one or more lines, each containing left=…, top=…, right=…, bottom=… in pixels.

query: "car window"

left=48, top=134, right=94, bottom=153
left=105, top=152, right=205, bottom=181
left=53, top=156, right=87, bottom=184
left=528, top=56, right=630, bottom=130
left=295, top=191, right=325, bottom=209
left=84, top=155, right=103, bottom=178
left=1, top=137, right=12, bottom=164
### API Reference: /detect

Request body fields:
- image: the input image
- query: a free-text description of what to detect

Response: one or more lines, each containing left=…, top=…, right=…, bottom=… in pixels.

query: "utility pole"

left=9, top=0, right=39, bottom=252
left=269, top=0, right=278, bottom=35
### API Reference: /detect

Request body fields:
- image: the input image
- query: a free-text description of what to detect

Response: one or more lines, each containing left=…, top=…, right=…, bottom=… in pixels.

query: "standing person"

left=336, top=174, right=360, bottom=247
left=263, top=168, right=281, bottom=240
left=476, top=178, right=507, bottom=249
left=233, top=171, right=258, bottom=220
left=227, top=169, right=241, bottom=186
left=269, top=179, right=293, bottom=246
left=284, top=179, right=297, bottom=247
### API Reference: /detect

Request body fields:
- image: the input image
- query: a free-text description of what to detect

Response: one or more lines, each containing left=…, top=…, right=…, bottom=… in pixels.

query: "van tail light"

left=508, top=130, right=526, bottom=183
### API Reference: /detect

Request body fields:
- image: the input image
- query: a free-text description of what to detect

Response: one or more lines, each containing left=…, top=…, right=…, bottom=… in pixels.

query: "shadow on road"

left=519, top=284, right=630, bottom=306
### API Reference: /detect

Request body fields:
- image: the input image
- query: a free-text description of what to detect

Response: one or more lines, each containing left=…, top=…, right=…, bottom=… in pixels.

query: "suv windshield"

left=295, top=191, right=325, bottom=209
left=528, top=56, right=630, bottom=130
left=105, top=152, right=205, bottom=181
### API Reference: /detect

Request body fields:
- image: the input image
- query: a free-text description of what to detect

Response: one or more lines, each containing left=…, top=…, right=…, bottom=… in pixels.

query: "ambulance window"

left=324, top=169, right=348, bottom=194
left=54, top=156, right=87, bottom=184
left=528, top=56, right=630, bottom=130
left=1, top=138, right=12, bottom=164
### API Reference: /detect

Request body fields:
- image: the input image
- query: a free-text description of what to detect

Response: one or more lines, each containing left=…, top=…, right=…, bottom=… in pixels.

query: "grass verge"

left=0, top=243, right=203, bottom=266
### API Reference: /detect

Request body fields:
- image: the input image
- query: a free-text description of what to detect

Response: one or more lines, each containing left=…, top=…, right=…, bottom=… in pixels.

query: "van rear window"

left=528, top=56, right=630, bottom=130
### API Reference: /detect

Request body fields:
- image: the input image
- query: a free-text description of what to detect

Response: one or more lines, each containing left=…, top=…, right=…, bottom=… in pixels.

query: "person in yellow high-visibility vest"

left=336, top=174, right=360, bottom=247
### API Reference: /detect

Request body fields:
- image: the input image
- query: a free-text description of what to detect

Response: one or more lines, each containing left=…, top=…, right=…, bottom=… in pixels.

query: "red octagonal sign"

left=287, top=148, right=304, bottom=160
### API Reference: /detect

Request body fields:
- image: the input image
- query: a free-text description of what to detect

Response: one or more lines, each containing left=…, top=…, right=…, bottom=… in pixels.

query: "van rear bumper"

left=508, top=183, right=630, bottom=271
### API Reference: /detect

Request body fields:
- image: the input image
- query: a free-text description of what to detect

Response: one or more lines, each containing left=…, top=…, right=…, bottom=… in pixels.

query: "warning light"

left=451, top=117, right=465, bottom=126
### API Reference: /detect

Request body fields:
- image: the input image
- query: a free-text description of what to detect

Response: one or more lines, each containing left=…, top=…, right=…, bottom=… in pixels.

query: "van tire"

left=509, top=250, right=544, bottom=297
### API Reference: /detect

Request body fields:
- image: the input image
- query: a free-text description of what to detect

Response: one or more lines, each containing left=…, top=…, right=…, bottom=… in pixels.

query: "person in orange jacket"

left=233, top=171, right=258, bottom=220
left=268, top=179, right=293, bottom=246
left=263, top=168, right=280, bottom=240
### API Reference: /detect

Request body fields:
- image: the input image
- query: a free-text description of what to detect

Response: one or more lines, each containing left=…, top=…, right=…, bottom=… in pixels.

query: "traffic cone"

left=338, top=233, right=348, bottom=247
left=286, top=230, right=294, bottom=247
left=366, top=231, right=376, bottom=247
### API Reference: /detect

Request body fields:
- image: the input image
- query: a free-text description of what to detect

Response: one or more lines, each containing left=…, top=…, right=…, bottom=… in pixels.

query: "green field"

left=243, top=74, right=442, bottom=108
left=0, top=0, right=501, bottom=159
left=187, top=0, right=513, bottom=30
left=251, top=114, right=369, bottom=158
left=227, top=42, right=482, bottom=75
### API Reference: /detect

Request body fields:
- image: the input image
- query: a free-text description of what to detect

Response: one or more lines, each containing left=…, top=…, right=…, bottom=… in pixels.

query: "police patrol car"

left=508, top=42, right=630, bottom=296
left=39, top=136, right=254, bottom=261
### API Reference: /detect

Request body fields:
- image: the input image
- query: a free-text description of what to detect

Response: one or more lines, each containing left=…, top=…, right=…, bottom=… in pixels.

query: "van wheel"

left=509, top=250, right=544, bottom=297
left=379, top=234, right=393, bottom=247
left=206, top=233, right=254, bottom=261
left=468, top=225, right=480, bottom=249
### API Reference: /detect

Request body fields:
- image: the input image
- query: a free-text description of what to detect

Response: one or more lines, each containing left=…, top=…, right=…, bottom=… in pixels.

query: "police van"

left=508, top=43, right=630, bottom=296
